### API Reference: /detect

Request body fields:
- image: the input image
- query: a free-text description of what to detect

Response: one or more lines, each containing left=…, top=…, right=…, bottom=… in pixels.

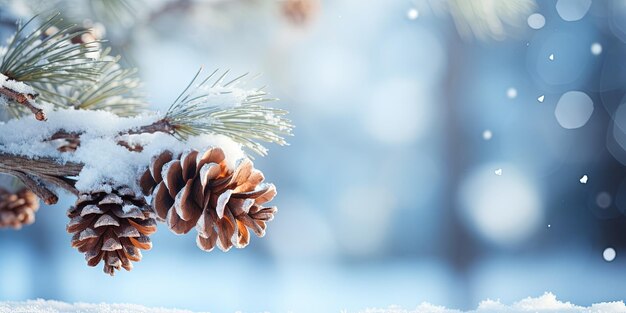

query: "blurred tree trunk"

left=442, top=33, right=479, bottom=309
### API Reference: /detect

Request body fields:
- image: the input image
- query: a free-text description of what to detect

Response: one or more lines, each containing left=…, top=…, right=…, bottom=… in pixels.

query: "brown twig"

left=0, top=86, right=46, bottom=121
left=119, top=118, right=175, bottom=136
left=117, top=140, right=144, bottom=152
left=49, top=130, right=80, bottom=141
left=2, top=169, right=58, bottom=204
left=47, top=118, right=175, bottom=153
left=0, top=154, right=83, bottom=177
left=0, top=153, right=84, bottom=204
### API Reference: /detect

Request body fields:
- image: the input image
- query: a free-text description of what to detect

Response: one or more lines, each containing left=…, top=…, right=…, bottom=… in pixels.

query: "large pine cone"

left=139, top=147, right=277, bottom=252
left=67, top=186, right=157, bottom=276
left=0, top=188, right=39, bottom=229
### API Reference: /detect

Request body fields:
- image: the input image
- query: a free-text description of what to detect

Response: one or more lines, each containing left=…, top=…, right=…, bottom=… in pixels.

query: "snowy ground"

left=2, top=294, right=625, bottom=313
left=0, top=299, right=200, bottom=313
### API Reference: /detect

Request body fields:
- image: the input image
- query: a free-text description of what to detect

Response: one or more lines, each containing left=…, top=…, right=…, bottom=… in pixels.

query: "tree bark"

left=0, top=153, right=83, bottom=203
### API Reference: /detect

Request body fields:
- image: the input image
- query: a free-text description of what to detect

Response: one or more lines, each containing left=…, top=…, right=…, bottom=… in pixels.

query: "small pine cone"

left=282, top=0, right=319, bottom=25
left=67, top=186, right=157, bottom=276
left=0, top=188, right=40, bottom=229
left=139, top=148, right=278, bottom=252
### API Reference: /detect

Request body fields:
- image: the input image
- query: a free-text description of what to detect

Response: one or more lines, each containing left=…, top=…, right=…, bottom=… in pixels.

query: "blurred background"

left=2, top=0, right=626, bottom=312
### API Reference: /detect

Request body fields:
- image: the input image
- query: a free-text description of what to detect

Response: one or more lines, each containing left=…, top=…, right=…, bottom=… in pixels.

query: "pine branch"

left=0, top=13, right=104, bottom=114
left=0, top=85, right=45, bottom=120
left=120, top=118, right=174, bottom=136
left=0, top=153, right=83, bottom=204
left=46, top=124, right=159, bottom=152
left=164, top=68, right=294, bottom=156
left=2, top=169, right=58, bottom=205
left=39, top=48, right=146, bottom=116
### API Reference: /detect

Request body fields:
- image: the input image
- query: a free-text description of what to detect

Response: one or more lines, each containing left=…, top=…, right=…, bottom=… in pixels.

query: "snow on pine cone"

left=0, top=188, right=39, bottom=229
left=139, top=147, right=277, bottom=252
left=67, top=186, right=157, bottom=276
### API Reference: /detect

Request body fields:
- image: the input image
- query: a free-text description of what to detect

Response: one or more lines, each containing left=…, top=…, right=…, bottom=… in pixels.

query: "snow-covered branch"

left=0, top=12, right=289, bottom=276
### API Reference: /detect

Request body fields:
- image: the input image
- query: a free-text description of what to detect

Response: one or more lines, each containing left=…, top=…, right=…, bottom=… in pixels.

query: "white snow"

left=0, top=299, right=201, bottom=313
left=494, top=169, right=502, bottom=176
left=0, top=108, right=244, bottom=193
left=0, top=73, right=36, bottom=95
left=3, top=294, right=626, bottom=313
left=537, top=95, right=544, bottom=103
left=360, top=293, right=626, bottom=313
left=549, top=53, right=555, bottom=61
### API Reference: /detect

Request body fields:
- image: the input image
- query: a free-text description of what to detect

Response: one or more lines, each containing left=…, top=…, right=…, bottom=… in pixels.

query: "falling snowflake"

left=580, top=175, right=588, bottom=184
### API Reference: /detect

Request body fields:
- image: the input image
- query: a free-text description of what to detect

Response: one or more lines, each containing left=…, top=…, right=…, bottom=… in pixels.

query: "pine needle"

left=0, top=13, right=103, bottom=96
left=40, top=48, right=146, bottom=116
left=165, top=68, right=293, bottom=156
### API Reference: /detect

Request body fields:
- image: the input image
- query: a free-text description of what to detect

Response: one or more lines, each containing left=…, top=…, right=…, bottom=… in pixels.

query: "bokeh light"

left=556, top=0, right=592, bottom=22
left=527, top=13, right=545, bottom=30
left=554, top=91, right=594, bottom=129
left=458, top=164, right=543, bottom=247
left=596, top=192, right=612, bottom=209
left=603, top=247, right=616, bottom=262
left=591, top=42, right=603, bottom=56
left=362, top=78, right=432, bottom=145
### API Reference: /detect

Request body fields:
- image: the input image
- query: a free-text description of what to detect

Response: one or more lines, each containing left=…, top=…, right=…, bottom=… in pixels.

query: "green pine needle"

left=40, top=48, right=146, bottom=116
left=165, top=68, right=293, bottom=156
left=0, top=13, right=103, bottom=93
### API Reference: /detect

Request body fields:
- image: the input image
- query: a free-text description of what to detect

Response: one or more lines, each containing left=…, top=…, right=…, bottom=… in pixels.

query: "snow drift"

left=2, top=293, right=626, bottom=313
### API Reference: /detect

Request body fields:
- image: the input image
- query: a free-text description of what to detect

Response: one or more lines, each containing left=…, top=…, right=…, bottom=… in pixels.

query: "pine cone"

left=139, top=147, right=277, bottom=252
left=0, top=188, right=39, bottom=229
left=282, top=0, right=319, bottom=25
left=67, top=186, right=157, bottom=276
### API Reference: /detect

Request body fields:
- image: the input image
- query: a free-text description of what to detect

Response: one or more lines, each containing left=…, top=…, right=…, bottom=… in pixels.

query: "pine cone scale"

left=163, top=160, right=184, bottom=199
left=199, top=163, right=224, bottom=189
left=150, top=151, right=173, bottom=183
left=94, top=214, right=120, bottom=227
left=180, top=150, right=199, bottom=180
left=174, top=179, right=201, bottom=221
left=166, top=207, right=197, bottom=234
left=152, top=182, right=173, bottom=220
